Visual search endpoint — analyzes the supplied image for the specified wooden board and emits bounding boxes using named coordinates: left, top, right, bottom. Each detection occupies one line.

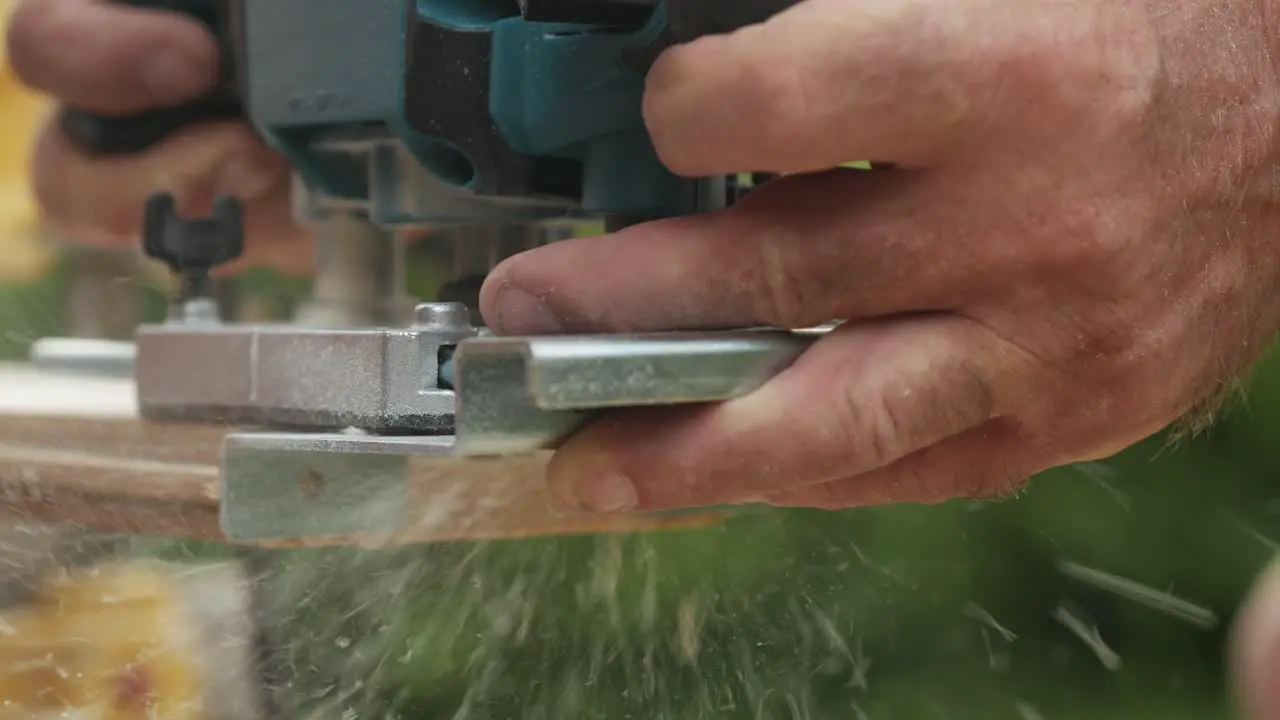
left=0, top=364, right=723, bottom=546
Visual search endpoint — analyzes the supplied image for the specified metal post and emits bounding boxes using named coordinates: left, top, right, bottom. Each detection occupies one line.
left=65, top=245, right=139, bottom=340
left=293, top=212, right=417, bottom=328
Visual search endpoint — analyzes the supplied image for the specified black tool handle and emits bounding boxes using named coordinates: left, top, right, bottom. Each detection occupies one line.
left=60, top=100, right=240, bottom=157
left=58, top=0, right=240, bottom=158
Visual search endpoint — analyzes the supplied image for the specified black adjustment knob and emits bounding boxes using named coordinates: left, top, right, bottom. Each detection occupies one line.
left=142, top=192, right=244, bottom=301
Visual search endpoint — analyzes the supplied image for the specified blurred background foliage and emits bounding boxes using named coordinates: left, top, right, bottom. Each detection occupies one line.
left=3, top=6, right=1278, bottom=716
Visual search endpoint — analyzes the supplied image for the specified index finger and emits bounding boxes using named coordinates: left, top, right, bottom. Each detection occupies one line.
left=6, top=0, right=218, bottom=114
left=642, top=0, right=973, bottom=175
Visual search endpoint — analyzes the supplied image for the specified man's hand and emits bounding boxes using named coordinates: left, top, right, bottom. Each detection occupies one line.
left=5, top=0, right=307, bottom=272
left=480, top=0, right=1280, bottom=514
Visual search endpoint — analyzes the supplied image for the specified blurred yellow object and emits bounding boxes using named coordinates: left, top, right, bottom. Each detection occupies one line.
left=0, top=0, right=58, bottom=281
left=0, top=562, right=207, bottom=720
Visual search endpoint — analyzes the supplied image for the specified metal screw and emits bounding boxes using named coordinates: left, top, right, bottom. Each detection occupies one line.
left=412, top=302, right=472, bottom=332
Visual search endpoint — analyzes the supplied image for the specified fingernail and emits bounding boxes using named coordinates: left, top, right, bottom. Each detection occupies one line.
left=144, top=48, right=212, bottom=102
left=495, top=286, right=563, bottom=334
left=572, top=473, right=638, bottom=514
left=215, top=156, right=279, bottom=199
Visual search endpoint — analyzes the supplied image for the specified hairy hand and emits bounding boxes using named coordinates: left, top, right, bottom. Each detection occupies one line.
left=480, top=0, right=1280, bottom=513
left=5, top=0, right=307, bottom=273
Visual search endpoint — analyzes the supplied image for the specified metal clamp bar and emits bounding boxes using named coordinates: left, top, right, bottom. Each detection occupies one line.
left=450, top=329, right=818, bottom=454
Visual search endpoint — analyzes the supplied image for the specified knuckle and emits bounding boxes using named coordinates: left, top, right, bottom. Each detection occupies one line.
left=1033, top=305, right=1153, bottom=403
left=866, top=392, right=906, bottom=469
left=828, top=343, right=997, bottom=471
left=744, top=225, right=820, bottom=328
left=830, top=374, right=905, bottom=470
left=978, top=15, right=1160, bottom=139
left=1032, top=210, right=1120, bottom=272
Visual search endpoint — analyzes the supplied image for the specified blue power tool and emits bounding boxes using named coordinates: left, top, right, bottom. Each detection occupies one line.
left=61, top=0, right=793, bottom=226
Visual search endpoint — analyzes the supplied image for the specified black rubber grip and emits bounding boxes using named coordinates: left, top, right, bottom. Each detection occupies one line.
left=60, top=100, right=240, bottom=157
left=58, top=0, right=240, bottom=158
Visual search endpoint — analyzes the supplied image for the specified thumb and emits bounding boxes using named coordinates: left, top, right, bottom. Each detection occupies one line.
left=1233, top=561, right=1280, bottom=720
left=542, top=315, right=1024, bottom=513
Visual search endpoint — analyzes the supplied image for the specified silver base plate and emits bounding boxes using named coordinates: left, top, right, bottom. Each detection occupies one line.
left=31, top=311, right=827, bottom=544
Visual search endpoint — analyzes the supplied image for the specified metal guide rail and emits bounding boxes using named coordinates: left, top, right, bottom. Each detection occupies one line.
left=32, top=304, right=826, bottom=543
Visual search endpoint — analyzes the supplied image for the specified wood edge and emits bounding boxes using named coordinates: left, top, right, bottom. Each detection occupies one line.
left=0, top=413, right=730, bottom=546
